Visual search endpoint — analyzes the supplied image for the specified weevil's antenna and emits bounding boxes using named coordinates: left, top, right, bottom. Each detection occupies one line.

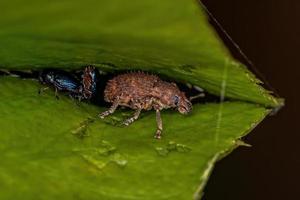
left=190, top=93, right=205, bottom=101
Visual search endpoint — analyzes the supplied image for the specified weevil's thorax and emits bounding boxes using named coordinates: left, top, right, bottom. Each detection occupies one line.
left=151, top=82, right=179, bottom=108
left=151, top=81, right=192, bottom=114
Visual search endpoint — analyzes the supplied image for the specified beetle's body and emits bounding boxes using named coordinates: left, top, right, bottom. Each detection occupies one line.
left=39, top=69, right=82, bottom=98
left=39, top=67, right=99, bottom=100
left=99, top=72, right=192, bottom=139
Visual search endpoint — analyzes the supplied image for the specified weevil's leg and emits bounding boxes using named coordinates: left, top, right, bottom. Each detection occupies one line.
left=38, top=87, right=49, bottom=95
left=55, top=88, right=60, bottom=100
left=98, top=98, right=119, bottom=119
left=122, top=108, right=142, bottom=126
left=155, top=109, right=163, bottom=139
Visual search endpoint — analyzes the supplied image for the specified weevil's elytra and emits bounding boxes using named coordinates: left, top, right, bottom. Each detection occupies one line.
left=99, top=72, right=192, bottom=139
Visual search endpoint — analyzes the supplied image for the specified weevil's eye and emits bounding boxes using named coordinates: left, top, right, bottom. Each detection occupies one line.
left=173, top=95, right=180, bottom=106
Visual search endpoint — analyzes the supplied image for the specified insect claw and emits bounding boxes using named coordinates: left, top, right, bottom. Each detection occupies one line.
left=98, top=113, right=105, bottom=119
left=123, top=122, right=130, bottom=126
left=122, top=118, right=132, bottom=126
left=38, top=87, right=48, bottom=95
left=154, top=135, right=161, bottom=139
left=154, top=130, right=162, bottom=139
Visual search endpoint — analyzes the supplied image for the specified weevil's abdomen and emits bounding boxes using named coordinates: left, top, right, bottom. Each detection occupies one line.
left=104, top=72, right=160, bottom=103
left=103, top=72, right=192, bottom=112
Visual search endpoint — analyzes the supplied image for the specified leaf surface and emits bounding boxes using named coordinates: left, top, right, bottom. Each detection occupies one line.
left=0, top=78, right=269, bottom=199
left=0, top=0, right=282, bottom=199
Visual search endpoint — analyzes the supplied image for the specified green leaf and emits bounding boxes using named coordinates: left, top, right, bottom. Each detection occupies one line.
left=0, top=77, right=269, bottom=199
left=0, top=0, right=282, bottom=199
left=0, top=0, right=281, bottom=107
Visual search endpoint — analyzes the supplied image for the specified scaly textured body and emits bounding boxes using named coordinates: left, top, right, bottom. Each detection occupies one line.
left=99, top=72, right=192, bottom=139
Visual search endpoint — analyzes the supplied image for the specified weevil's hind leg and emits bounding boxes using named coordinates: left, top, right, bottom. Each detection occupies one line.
left=155, top=109, right=163, bottom=139
left=122, top=108, right=142, bottom=126
left=38, top=87, right=49, bottom=95
left=98, top=98, right=119, bottom=119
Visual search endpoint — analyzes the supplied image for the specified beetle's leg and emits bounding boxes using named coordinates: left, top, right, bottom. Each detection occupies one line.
left=122, top=108, right=142, bottom=126
left=99, top=98, right=119, bottom=118
left=38, top=87, right=49, bottom=95
left=155, top=109, right=163, bottom=139
left=69, top=94, right=81, bottom=107
left=55, top=88, right=60, bottom=100
left=77, top=95, right=83, bottom=102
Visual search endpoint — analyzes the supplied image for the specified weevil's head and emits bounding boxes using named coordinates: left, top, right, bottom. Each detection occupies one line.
left=173, top=92, right=192, bottom=114
left=162, top=82, right=192, bottom=114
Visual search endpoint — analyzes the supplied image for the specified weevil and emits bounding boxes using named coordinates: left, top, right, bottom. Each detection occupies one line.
left=99, top=72, right=192, bottom=139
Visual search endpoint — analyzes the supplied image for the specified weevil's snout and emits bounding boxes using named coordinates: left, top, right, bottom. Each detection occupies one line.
left=178, top=99, right=192, bottom=114
left=174, top=92, right=192, bottom=114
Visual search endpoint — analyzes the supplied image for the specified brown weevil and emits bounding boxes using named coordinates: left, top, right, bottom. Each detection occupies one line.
left=99, top=72, right=192, bottom=139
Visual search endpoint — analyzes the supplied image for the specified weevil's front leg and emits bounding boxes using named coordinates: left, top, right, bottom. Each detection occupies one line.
left=155, top=109, right=163, bottom=139
left=99, top=98, right=119, bottom=119
left=123, top=108, right=142, bottom=126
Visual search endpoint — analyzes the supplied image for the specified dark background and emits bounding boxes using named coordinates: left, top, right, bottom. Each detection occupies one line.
left=200, top=0, right=299, bottom=200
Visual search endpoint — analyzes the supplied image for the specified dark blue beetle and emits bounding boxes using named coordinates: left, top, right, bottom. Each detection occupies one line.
left=39, top=69, right=83, bottom=99
left=38, top=67, right=99, bottom=100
